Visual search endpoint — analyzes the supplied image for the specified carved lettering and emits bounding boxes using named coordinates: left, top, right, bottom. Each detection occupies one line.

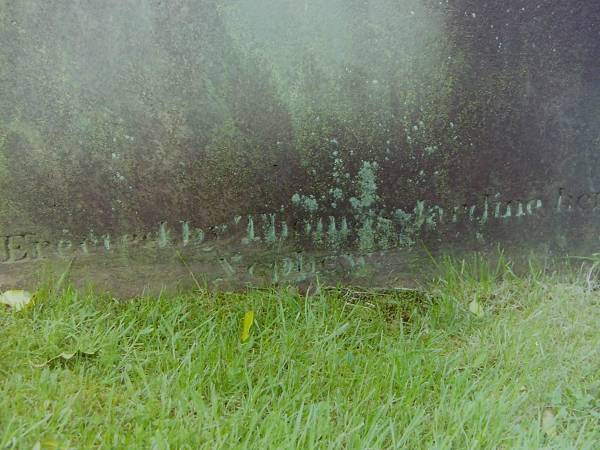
left=57, top=240, right=74, bottom=258
left=0, top=236, right=8, bottom=262
left=1, top=188, right=598, bottom=266
left=8, top=235, right=31, bottom=262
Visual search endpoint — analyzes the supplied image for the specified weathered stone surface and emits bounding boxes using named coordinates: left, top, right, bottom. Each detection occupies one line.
left=0, top=1, right=599, bottom=295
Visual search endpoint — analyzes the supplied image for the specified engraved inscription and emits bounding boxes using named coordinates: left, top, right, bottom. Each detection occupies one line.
left=1, top=188, right=598, bottom=266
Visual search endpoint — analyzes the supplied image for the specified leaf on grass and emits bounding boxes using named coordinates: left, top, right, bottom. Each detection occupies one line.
left=469, top=299, right=484, bottom=317
left=241, top=310, right=255, bottom=342
left=32, top=349, right=98, bottom=367
left=59, top=350, right=97, bottom=361
left=40, top=438, right=60, bottom=449
left=32, top=440, right=60, bottom=450
left=0, top=290, right=33, bottom=311
left=542, top=407, right=557, bottom=437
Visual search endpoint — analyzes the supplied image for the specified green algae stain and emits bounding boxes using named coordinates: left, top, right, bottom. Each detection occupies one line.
left=326, top=215, right=351, bottom=249
left=181, top=221, right=190, bottom=246
left=375, top=217, right=395, bottom=249
left=292, top=193, right=319, bottom=214
left=242, top=216, right=260, bottom=245
left=357, top=217, right=375, bottom=251
left=349, top=161, right=380, bottom=251
left=350, top=161, right=380, bottom=214
left=263, top=214, right=277, bottom=244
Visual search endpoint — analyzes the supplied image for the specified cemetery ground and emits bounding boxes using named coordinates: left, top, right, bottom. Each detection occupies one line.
left=1, top=256, right=600, bottom=449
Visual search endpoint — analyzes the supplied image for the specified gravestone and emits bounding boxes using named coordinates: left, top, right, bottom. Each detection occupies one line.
left=1, top=0, right=599, bottom=295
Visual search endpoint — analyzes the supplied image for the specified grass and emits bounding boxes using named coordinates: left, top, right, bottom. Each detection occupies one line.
left=1, top=255, right=600, bottom=449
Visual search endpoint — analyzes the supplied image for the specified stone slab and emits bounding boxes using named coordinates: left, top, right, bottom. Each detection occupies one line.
left=1, top=1, right=599, bottom=295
